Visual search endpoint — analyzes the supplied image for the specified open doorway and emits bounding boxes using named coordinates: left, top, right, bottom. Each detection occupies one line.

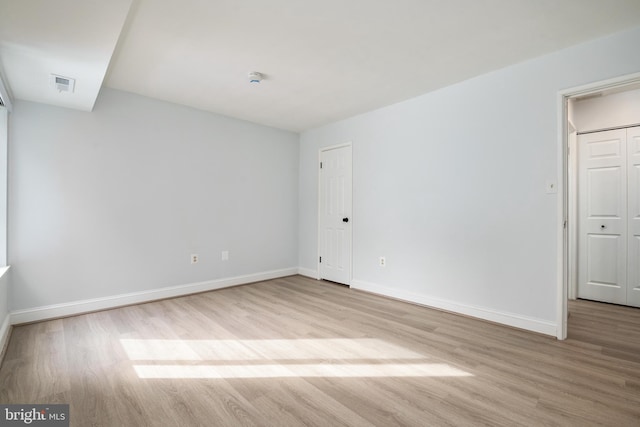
left=559, top=73, right=640, bottom=340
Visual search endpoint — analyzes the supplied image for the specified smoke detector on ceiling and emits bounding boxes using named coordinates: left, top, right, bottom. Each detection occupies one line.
left=51, top=74, right=75, bottom=93
left=248, top=72, right=263, bottom=84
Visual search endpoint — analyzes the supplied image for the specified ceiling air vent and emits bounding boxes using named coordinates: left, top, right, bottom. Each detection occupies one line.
left=51, top=74, right=75, bottom=93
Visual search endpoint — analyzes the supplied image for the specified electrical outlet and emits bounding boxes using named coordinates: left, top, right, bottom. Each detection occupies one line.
left=379, top=256, right=386, bottom=267
left=191, top=254, right=199, bottom=264
left=221, top=250, right=229, bottom=261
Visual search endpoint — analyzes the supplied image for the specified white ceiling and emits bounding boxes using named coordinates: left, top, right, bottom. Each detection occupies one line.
left=0, top=0, right=131, bottom=111
left=2, top=1, right=640, bottom=132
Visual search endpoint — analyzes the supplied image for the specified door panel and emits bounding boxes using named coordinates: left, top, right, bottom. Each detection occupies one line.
left=627, top=127, right=640, bottom=307
left=319, top=145, right=352, bottom=285
left=586, top=234, right=623, bottom=287
left=587, top=167, right=623, bottom=217
left=578, top=129, right=627, bottom=304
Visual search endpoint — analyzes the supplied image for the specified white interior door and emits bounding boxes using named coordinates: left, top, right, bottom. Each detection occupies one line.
left=319, top=145, right=352, bottom=285
left=627, top=126, right=640, bottom=307
left=578, top=129, right=627, bottom=305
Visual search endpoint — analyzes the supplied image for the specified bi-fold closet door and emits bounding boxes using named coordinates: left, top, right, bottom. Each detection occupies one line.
left=578, top=126, right=640, bottom=307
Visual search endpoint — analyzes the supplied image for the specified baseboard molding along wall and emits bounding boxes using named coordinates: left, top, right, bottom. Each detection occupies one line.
left=351, top=279, right=557, bottom=337
left=8, top=269, right=556, bottom=336
left=297, top=267, right=319, bottom=280
left=10, top=268, right=298, bottom=325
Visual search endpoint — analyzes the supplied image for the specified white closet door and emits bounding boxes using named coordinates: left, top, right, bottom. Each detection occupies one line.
left=627, top=126, right=640, bottom=307
left=578, top=129, right=627, bottom=304
left=319, top=145, right=352, bottom=285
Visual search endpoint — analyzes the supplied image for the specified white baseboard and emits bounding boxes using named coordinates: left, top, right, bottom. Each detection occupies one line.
left=351, top=279, right=557, bottom=337
left=0, top=314, right=11, bottom=363
left=297, top=267, right=319, bottom=280
left=10, top=268, right=298, bottom=325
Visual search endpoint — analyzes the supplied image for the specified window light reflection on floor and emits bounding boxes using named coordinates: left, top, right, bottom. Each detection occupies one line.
left=133, top=363, right=473, bottom=379
left=120, top=338, right=473, bottom=379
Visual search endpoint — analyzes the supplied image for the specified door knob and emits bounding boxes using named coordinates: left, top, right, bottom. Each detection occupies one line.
left=343, top=218, right=349, bottom=223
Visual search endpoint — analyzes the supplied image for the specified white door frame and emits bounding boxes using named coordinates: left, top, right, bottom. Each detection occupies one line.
left=317, top=142, right=353, bottom=285
left=557, top=72, right=640, bottom=340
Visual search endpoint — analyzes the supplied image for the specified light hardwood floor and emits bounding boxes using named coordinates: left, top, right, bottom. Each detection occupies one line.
left=1, top=275, right=639, bottom=426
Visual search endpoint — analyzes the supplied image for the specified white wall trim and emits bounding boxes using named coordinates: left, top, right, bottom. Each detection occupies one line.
left=10, top=268, right=298, bottom=325
left=297, top=267, right=319, bottom=279
left=0, top=265, right=10, bottom=365
left=0, top=314, right=10, bottom=363
left=351, top=279, right=557, bottom=337
left=557, top=91, right=569, bottom=340
left=0, top=76, right=12, bottom=112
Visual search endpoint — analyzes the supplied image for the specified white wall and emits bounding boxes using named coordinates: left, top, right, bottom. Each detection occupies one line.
left=299, top=26, right=640, bottom=335
left=0, top=108, right=8, bottom=355
left=0, top=107, right=6, bottom=266
left=572, top=88, right=640, bottom=132
left=9, top=88, right=299, bottom=311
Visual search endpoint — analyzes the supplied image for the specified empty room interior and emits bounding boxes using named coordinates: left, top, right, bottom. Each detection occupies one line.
left=1, top=1, right=640, bottom=425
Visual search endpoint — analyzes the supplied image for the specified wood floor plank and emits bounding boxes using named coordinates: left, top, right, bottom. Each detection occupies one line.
left=1, top=275, right=640, bottom=426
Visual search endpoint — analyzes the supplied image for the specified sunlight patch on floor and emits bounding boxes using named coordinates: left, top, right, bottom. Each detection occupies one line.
left=133, top=363, right=473, bottom=379
left=121, top=338, right=473, bottom=379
